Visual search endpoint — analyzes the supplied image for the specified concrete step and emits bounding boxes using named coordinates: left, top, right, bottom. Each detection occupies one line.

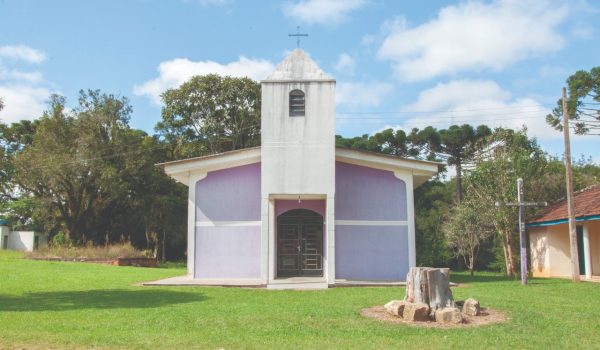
left=266, top=279, right=328, bottom=290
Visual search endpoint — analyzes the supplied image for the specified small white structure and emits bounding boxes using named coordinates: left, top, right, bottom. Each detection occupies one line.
left=0, top=220, right=46, bottom=252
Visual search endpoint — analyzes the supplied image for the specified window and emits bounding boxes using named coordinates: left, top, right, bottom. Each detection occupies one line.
left=289, top=90, right=305, bottom=117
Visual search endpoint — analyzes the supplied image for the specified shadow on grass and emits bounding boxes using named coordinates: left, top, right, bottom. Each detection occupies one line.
left=0, top=289, right=205, bottom=312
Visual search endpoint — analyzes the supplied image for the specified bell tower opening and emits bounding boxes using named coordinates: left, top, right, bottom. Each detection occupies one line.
left=289, top=89, right=305, bottom=117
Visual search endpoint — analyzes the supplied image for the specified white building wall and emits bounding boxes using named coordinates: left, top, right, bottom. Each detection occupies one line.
left=261, top=81, right=335, bottom=196
left=0, top=226, right=45, bottom=252
left=530, top=227, right=550, bottom=277
left=8, top=231, right=35, bottom=252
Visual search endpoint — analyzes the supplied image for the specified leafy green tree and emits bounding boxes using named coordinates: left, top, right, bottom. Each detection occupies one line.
left=444, top=197, right=495, bottom=276
left=371, top=128, right=419, bottom=157
left=410, top=124, right=492, bottom=203
left=414, top=180, right=454, bottom=267
left=335, top=134, right=382, bottom=153
left=11, top=91, right=186, bottom=251
left=463, top=128, right=556, bottom=275
left=0, top=120, right=37, bottom=222
left=335, top=128, right=419, bottom=157
left=547, top=67, right=600, bottom=135
left=0, top=120, right=38, bottom=207
left=156, top=74, right=261, bottom=158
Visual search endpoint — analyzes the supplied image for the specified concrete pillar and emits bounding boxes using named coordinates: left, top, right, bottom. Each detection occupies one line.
left=583, top=225, right=592, bottom=279
left=266, top=197, right=275, bottom=283
left=395, top=171, right=416, bottom=268
left=326, top=194, right=336, bottom=283
left=187, top=173, right=207, bottom=278
left=0, top=224, right=10, bottom=249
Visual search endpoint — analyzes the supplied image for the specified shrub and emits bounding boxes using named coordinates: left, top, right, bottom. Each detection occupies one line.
left=51, top=232, right=71, bottom=248
left=28, top=241, right=149, bottom=260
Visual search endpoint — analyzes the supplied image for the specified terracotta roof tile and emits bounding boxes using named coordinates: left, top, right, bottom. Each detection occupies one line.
left=529, top=184, right=600, bottom=223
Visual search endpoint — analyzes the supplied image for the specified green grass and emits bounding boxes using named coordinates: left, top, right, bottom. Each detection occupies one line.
left=1, top=251, right=599, bottom=350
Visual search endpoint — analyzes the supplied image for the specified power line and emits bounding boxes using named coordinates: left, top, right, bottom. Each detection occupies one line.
left=337, top=104, right=555, bottom=115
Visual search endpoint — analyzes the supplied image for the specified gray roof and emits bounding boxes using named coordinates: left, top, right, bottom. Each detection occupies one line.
left=264, top=49, right=333, bottom=82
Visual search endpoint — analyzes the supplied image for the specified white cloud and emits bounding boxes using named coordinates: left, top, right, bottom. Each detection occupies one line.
left=334, top=53, right=355, bottom=75
left=383, top=80, right=559, bottom=140
left=571, top=22, right=594, bottom=39
left=336, top=81, right=393, bottom=108
left=0, top=45, right=54, bottom=123
left=134, top=56, right=275, bottom=105
left=0, top=67, right=44, bottom=84
left=283, top=0, right=367, bottom=25
left=0, top=85, right=51, bottom=123
left=377, top=0, right=568, bottom=81
left=0, top=45, right=47, bottom=64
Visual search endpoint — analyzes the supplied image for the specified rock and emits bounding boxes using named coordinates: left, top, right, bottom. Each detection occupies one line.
left=384, top=300, right=406, bottom=317
left=435, top=307, right=463, bottom=324
left=402, top=302, right=430, bottom=322
left=462, top=298, right=481, bottom=316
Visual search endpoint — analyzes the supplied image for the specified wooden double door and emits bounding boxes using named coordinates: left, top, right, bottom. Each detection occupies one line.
left=277, top=209, right=324, bottom=277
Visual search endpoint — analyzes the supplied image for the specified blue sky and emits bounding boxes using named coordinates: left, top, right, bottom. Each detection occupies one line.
left=0, top=0, right=598, bottom=161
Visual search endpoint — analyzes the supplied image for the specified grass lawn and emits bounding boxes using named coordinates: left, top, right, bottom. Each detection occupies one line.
left=1, top=251, right=599, bottom=350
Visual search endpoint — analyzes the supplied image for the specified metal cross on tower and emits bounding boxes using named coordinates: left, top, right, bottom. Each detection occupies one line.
left=289, top=26, right=308, bottom=48
left=496, top=178, right=547, bottom=285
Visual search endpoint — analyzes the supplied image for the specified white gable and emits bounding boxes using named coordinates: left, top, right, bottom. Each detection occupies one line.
left=264, top=49, right=332, bottom=81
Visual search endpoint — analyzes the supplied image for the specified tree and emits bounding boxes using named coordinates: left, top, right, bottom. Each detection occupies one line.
left=156, top=74, right=261, bottom=158
left=335, top=128, right=419, bottom=157
left=414, top=179, right=454, bottom=267
left=10, top=91, right=186, bottom=249
left=13, top=92, right=129, bottom=241
left=463, top=128, right=552, bottom=276
left=444, top=198, right=495, bottom=276
left=547, top=67, right=600, bottom=135
left=0, top=120, right=38, bottom=206
left=371, top=128, right=419, bottom=157
left=335, top=134, right=381, bottom=152
left=410, top=124, right=492, bottom=203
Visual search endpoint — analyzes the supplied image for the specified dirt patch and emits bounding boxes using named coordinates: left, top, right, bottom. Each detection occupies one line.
left=29, top=257, right=157, bottom=267
left=361, top=306, right=508, bottom=329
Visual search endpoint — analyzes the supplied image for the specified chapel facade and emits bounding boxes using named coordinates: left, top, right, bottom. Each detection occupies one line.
left=159, top=49, right=439, bottom=289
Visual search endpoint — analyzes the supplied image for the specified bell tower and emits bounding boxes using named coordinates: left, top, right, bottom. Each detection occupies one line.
left=260, top=49, right=336, bottom=195
left=260, top=49, right=336, bottom=283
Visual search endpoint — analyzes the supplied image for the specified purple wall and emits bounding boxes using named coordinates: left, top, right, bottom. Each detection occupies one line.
left=195, top=226, right=261, bottom=279
left=275, top=199, right=326, bottom=217
left=335, top=226, right=409, bottom=280
left=194, top=163, right=261, bottom=279
left=335, top=161, right=410, bottom=281
left=196, top=163, right=261, bottom=222
left=335, top=162, right=407, bottom=221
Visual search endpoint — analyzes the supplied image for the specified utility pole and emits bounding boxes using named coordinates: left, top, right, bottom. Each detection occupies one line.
left=562, top=87, right=581, bottom=282
left=496, top=178, right=547, bottom=285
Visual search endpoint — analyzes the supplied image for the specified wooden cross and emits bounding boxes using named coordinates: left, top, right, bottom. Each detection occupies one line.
left=496, top=178, right=547, bottom=285
left=289, top=26, right=308, bottom=48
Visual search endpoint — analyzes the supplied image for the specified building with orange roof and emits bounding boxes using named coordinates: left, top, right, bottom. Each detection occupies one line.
left=527, top=184, right=600, bottom=280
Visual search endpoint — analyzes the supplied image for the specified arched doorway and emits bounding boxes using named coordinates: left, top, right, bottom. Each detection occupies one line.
left=277, top=209, right=323, bottom=277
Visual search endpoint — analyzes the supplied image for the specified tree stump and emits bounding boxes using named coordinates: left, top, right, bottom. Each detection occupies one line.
left=404, top=267, right=455, bottom=316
